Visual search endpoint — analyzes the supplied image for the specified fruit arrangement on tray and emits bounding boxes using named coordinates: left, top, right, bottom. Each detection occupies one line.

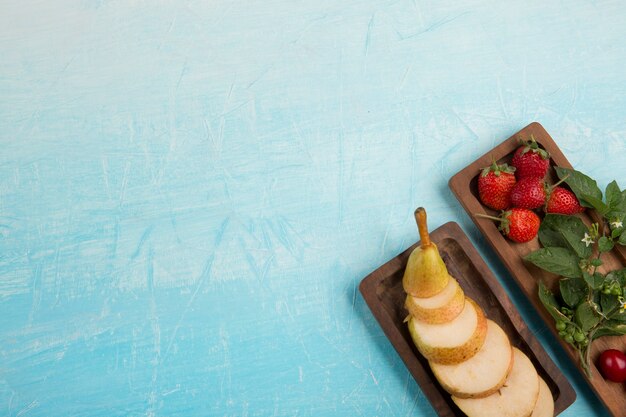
left=402, top=208, right=554, bottom=417
left=475, top=136, right=583, bottom=243
left=473, top=135, right=626, bottom=381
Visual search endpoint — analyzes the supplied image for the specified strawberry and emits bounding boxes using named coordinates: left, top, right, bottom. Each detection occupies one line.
left=511, top=135, right=550, bottom=179
left=510, top=177, right=547, bottom=209
left=478, top=160, right=516, bottom=210
left=546, top=186, right=584, bottom=215
left=476, top=208, right=540, bottom=243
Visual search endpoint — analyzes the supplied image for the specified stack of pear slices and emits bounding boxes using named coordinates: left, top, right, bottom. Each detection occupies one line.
left=403, top=208, right=554, bottom=417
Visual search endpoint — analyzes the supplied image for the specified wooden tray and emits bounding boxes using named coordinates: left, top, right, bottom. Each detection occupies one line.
left=359, top=221, right=575, bottom=416
left=449, top=122, right=626, bottom=417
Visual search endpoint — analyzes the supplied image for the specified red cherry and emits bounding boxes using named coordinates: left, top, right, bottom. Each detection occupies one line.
left=598, top=349, right=626, bottom=382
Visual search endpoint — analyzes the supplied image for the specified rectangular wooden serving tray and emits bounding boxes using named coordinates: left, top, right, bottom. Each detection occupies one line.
left=359, top=221, right=575, bottom=416
left=449, top=122, right=626, bottom=417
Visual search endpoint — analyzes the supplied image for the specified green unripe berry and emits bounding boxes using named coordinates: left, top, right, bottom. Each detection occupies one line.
left=558, top=330, right=567, bottom=337
left=603, top=288, right=612, bottom=295
left=574, top=331, right=585, bottom=342
left=612, top=287, right=621, bottom=296
left=564, top=334, right=574, bottom=344
left=555, top=321, right=567, bottom=331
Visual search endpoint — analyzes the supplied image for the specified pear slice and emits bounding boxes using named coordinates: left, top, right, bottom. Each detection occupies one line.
left=430, top=320, right=513, bottom=398
left=452, top=348, right=540, bottom=417
left=408, top=297, right=487, bottom=365
left=404, top=277, right=465, bottom=324
left=402, top=208, right=450, bottom=297
left=530, top=377, right=554, bottom=417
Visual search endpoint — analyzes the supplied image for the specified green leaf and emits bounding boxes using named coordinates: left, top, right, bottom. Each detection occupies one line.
left=606, top=211, right=626, bottom=226
left=560, top=277, right=588, bottom=307
left=606, top=180, right=623, bottom=209
left=612, top=228, right=623, bottom=239
left=611, top=310, right=626, bottom=322
left=601, top=292, right=620, bottom=315
left=619, top=232, right=626, bottom=246
left=609, top=269, right=626, bottom=287
left=524, top=247, right=582, bottom=278
left=583, top=271, right=604, bottom=290
left=538, top=214, right=592, bottom=258
left=590, top=258, right=603, bottom=267
left=620, top=190, right=626, bottom=212
left=555, top=167, right=602, bottom=209
left=575, top=301, right=602, bottom=332
left=598, top=236, right=615, bottom=253
left=594, top=320, right=626, bottom=338
left=538, top=281, right=570, bottom=323
left=581, top=193, right=609, bottom=215
left=537, top=227, right=568, bottom=249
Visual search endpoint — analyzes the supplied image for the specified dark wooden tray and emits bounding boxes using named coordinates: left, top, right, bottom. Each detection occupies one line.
left=449, top=122, right=626, bottom=417
left=359, top=221, right=575, bottom=416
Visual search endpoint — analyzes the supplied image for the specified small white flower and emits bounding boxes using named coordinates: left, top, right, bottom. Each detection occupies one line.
left=611, top=220, right=623, bottom=229
left=620, top=297, right=626, bottom=313
left=581, top=233, right=594, bottom=247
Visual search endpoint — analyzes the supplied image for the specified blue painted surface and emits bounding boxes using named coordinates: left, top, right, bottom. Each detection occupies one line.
left=1, top=1, right=626, bottom=416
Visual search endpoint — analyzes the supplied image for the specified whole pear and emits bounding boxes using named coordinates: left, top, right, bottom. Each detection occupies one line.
left=403, top=207, right=450, bottom=297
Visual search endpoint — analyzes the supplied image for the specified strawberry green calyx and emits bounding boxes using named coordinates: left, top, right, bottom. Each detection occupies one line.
left=520, top=135, right=550, bottom=160
left=498, top=210, right=512, bottom=234
left=480, top=159, right=516, bottom=178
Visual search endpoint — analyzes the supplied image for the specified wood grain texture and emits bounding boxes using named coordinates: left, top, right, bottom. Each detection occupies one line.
left=360, top=221, right=575, bottom=416
left=449, top=122, right=626, bottom=417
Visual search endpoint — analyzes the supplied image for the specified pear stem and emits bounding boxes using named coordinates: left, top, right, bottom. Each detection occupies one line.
left=414, top=207, right=431, bottom=248
left=475, top=213, right=503, bottom=223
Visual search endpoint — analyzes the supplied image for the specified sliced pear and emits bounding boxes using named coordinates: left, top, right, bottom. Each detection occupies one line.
left=405, top=277, right=465, bottom=324
left=530, top=377, right=554, bottom=417
left=452, top=348, right=540, bottom=417
left=402, top=208, right=450, bottom=298
left=408, top=297, right=487, bottom=365
left=430, top=320, right=513, bottom=398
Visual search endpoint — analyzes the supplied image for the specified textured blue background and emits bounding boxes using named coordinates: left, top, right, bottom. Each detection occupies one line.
left=2, top=1, right=626, bottom=416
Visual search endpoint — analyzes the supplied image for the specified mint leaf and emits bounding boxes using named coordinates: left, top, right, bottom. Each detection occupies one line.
left=601, top=292, right=620, bottom=315
left=583, top=271, right=604, bottom=290
left=582, top=193, right=609, bottom=215
left=555, top=167, right=602, bottom=208
left=560, top=277, right=588, bottom=307
left=620, top=190, right=626, bottom=212
left=538, top=281, right=570, bottom=322
left=575, top=301, right=602, bottom=332
left=525, top=247, right=583, bottom=278
left=539, top=214, right=592, bottom=258
left=606, top=211, right=625, bottom=226
left=594, top=320, right=626, bottom=338
left=608, top=269, right=626, bottom=287
left=606, top=180, right=623, bottom=209
left=538, top=227, right=568, bottom=249
left=598, top=236, right=615, bottom=253
left=611, top=310, right=626, bottom=322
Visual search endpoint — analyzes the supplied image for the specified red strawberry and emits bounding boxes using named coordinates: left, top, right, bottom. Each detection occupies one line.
left=478, top=161, right=516, bottom=210
left=511, top=136, right=550, bottom=179
left=546, top=186, right=584, bottom=214
left=476, top=208, right=540, bottom=243
left=510, top=177, right=547, bottom=209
